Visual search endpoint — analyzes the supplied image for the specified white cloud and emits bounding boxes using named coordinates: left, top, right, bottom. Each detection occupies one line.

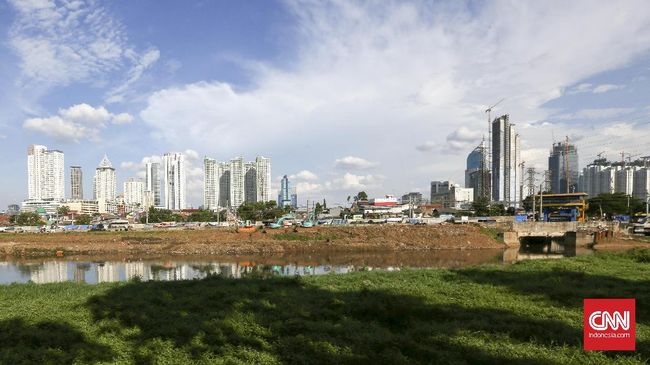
left=415, top=141, right=437, bottom=152
left=137, top=1, right=650, bottom=202
left=111, top=113, right=134, bottom=124
left=106, top=48, right=161, bottom=103
left=568, top=83, right=593, bottom=94
left=22, top=103, right=133, bottom=142
left=445, top=126, right=483, bottom=152
left=183, top=149, right=200, bottom=161
left=7, top=0, right=158, bottom=95
left=567, top=83, right=624, bottom=94
left=592, top=84, right=624, bottom=93
left=334, top=156, right=378, bottom=170
left=293, top=173, right=384, bottom=201
left=554, top=107, right=635, bottom=120
left=289, top=170, right=318, bottom=181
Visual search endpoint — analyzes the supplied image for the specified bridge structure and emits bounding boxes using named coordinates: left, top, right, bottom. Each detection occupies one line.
left=500, top=221, right=618, bottom=249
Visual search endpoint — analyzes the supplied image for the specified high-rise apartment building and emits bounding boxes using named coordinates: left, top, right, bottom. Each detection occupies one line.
left=548, top=141, right=579, bottom=193
left=163, top=153, right=186, bottom=210
left=70, top=166, right=83, bottom=200
left=145, top=162, right=161, bottom=207
left=579, top=163, right=604, bottom=197
left=244, top=161, right=257, bottom=203
left=491, top=115, right=521, bottom=207
left=93, top=155, right=116, bottom=202
left=254, top=156, right=272, bottom=202
left=203, top=157, right=218, bottom=210
left=204, top=155, right=272, bottom=209
left=124, top=178, right=145, bottom=206
left=27, top=144, right=65, bottom=201
left=615, top=166, right=637, bottom=196
left=598, top=166, right=618, bottom=195
left=218, top=161, right=231, bottom=208
left=633, top=167, right=650, bottom=200
left=229, top=157, right=245, bottom=209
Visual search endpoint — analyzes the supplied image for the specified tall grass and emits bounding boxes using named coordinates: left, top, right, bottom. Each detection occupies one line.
left=0, top=249, right=649, bottom=364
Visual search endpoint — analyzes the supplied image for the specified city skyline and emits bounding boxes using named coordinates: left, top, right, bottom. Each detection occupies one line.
left=1, top=1, right=650, bottom=208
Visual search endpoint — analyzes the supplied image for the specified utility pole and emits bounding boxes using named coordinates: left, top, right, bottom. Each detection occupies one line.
left=564, top=136, right=571, bottom=193
left=532, top=186, right=536, bottom=221
left=539, top=172, right=550, bottom=222
left=519, top=161, right=525, bottom=208
left=539, top=183, right=544, bottom=222
left=526, top=167, right=536, bottom=199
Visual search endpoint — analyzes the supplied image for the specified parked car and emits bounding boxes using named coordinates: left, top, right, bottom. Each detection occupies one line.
left=1, top=226, right=24, bottom=233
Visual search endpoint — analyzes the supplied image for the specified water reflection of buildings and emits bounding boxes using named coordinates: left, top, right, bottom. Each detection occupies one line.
left=30, top=261, right=68, bottom=283
left=151, top=263, right=190, bottom=281
left=97, top=262, right=120, bottom=283
left=125, top=262, right=151, bottom=281
left=5, top=259, right=387, bottom=285
left=74, top=264, right=91, bottom=283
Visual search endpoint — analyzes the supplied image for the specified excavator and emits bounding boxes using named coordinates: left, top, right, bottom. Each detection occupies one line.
left=269, top=214, right=296, bottom=229
left=301, top=209, right=317, bottom=228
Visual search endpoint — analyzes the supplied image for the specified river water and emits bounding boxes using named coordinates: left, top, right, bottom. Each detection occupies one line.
left=0, top=244, right=599, bottom=285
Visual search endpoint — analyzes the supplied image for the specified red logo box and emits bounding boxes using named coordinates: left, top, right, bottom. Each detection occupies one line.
left=584, top=298, right=635, bottom=351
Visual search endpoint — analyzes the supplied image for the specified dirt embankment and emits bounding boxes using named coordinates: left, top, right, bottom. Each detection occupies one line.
left=0, top=224, right=504, bottom=258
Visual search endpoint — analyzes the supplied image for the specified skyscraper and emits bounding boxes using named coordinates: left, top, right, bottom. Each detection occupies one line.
left=27, top=144, right=65, bottom=201
left=615, top=166, right=637, bottom=195
left=218, top=161, right=231, bottom=208
left=70, top=166, right=83, bottom=200
left=163, top=153, right=186, bottom=210
left=255, top=156, right=272, bottom=202
left=491, top=115, right=521, bottom=206
left=465, top=142, right=489, bottom=201
left=244, top=161, right=257, bottom=203
left=229, top=157, right=245, bottom=209
left=94, top=155, right=116, bottom=202
left=203, top=157, right=218, bottom=210
left=204, top=155, right=272, bottom=209
left=633, top=167, right=650, bottom=200
left=279, top=175, right=292, bottom=207
left=548, top=141, right=579, bottom=193
left=145, top=162, right=161, bottom=207
left=124, top=178, right=145, bottom=206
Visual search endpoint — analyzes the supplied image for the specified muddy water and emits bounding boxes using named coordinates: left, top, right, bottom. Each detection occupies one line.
left=0, top=245, right=603, bottom=284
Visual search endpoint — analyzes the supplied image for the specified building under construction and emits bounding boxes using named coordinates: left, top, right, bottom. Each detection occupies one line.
left=548, top=139, right=579, bottom=194
left=491, top=115, right=521, bottom=207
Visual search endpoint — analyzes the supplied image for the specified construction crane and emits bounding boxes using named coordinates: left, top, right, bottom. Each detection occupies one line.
left=641, top=156, right=650, bottom=168
left=626, top=153, right=641, bottom=164
left=485, top=98, right=505, bottom=125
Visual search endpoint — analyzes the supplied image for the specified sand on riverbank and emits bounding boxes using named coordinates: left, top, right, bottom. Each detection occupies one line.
left=0, top=224, right=504, bottom=257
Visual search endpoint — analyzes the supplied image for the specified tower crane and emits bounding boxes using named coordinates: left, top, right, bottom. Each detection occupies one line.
left=485, top=98, right=505, bottom=125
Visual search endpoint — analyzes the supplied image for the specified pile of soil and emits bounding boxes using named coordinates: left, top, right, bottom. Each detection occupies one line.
left=0, top=224, right=504, bottom=258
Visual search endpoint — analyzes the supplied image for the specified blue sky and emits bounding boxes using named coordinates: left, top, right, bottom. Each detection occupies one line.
left=1, top=0, right=650, bottom=209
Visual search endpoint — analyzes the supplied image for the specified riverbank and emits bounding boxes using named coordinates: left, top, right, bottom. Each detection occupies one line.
left=1, top=248, right=648, bottom=364
left=0, top=224, right=504, bottom=258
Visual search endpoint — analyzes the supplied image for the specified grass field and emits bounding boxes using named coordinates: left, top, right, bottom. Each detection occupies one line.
left=1, top=249, right=649, bottom=364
